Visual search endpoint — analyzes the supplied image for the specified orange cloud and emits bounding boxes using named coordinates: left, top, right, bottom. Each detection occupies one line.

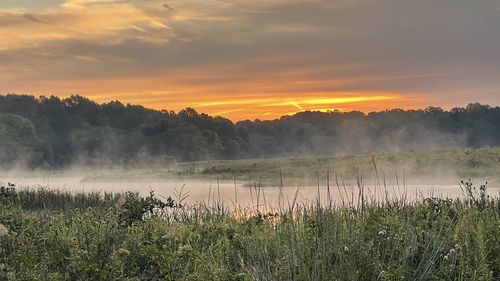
left=0, top=2, right=173, bottom=51
left=0, top=53, right=426, bottom=121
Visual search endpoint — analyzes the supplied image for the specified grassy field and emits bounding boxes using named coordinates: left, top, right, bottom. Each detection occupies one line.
left=67, top=148, right=500, bottom=188
left=0, top=181, right=498, bottom=280
left=174, top=148, right=500, bottom=184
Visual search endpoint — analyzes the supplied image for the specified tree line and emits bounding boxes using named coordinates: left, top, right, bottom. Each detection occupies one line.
left=1, top=94, right=499, bottom=168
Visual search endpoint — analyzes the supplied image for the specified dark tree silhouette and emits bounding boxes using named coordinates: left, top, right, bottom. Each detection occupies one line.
left=0, top=94, right=499, bottom=168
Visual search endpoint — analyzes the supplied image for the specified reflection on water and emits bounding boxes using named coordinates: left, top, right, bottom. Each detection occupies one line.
left=1, top=175, right=499, bottom=209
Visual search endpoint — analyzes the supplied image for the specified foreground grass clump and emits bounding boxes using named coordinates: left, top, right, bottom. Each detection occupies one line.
left=0, top=182, right=499, bottom=280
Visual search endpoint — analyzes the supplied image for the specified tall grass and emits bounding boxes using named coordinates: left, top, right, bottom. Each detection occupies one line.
left=0, top=183, right=120, bottom=211
left=0, top=180, right=498, bottom=280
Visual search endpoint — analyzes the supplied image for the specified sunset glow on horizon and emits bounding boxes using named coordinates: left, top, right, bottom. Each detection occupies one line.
left=1, top=0, right=499, bottom=121
left=60, top=92, right=411, bottom=121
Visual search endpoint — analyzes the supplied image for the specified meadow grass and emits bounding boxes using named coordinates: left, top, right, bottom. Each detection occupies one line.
left=176, top=148, right=500, bottom=184
left=73, top=148, right=500, bottom=187
left=0, top=179, right=498, bottom=281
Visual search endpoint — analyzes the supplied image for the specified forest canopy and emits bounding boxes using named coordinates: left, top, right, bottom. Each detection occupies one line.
left=1, top=94, right=500, bottom=168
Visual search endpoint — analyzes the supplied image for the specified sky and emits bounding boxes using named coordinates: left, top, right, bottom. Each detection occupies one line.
left=1, top=0, right=500, bottom=121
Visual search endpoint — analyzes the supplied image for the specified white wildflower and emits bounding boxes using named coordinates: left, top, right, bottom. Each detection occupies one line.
left=0, top=224, right=8, bottom=237
left=444, top=244, right=460, bottom=261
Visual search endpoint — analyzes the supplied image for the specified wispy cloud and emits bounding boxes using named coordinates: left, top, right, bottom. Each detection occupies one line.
left=61, top=0, right=124, bottom=8
left=0, top=1, right=174, bottom=51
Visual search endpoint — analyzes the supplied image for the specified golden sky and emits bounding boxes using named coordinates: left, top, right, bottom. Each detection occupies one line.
left=1, top=0, right=500, bottom=120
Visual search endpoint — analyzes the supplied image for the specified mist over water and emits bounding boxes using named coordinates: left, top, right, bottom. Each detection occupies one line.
left=2, top=169, right=498, bottom=209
